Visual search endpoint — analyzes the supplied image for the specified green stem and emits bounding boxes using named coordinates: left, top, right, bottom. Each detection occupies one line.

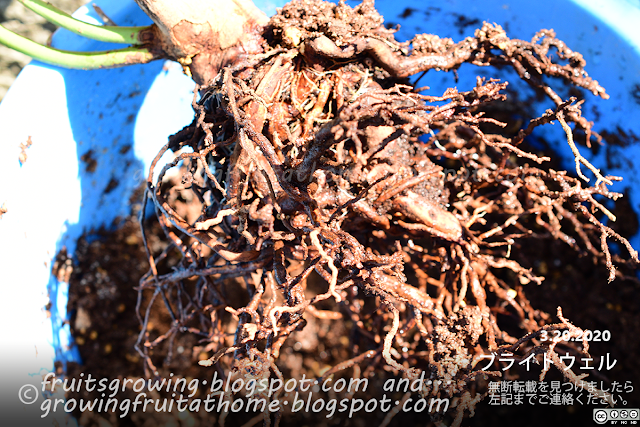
left=18, top=0, right=151, bottom=44
left=0, top=24, right=159, bottom=69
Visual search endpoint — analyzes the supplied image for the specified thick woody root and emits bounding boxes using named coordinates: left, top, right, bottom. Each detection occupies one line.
left=134, top=1, right=638, bottom=424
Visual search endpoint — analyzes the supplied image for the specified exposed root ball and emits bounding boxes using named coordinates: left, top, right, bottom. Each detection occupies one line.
left=136, top=1, right=638, bottom=424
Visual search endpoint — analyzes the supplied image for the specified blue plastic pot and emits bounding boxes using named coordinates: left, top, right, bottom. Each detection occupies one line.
left=1, top=0, right=639, bottom=424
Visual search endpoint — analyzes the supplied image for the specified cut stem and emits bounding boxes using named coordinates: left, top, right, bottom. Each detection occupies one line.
left=0, top=24, right=159, bottom=69
left=18, top=0, right=150, bottom=44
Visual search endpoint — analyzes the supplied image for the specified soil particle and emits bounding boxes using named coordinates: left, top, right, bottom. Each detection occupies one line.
left=103, top=177, right=119, bottom=194
left=119, top=144, right=132, bottom=155
left=399, top=7, right=415, bottom=19
left=452, top=14, right=481, bottom=35
left=80, top=149, right=98, bottom=173
left=632, top=83, right=640, bottom=105
left=601, top=126, right=640, bottom=148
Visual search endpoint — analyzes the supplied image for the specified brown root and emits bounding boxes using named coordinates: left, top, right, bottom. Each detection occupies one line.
left=133, top=0, right=638, bottom=423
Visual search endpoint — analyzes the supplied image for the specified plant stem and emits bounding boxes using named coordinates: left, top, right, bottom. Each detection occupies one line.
left=18, top=0, right=151, bottom=44
left=0, top=24, right=158, bottom=69
left=133, top=0, right=269, bottom=84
